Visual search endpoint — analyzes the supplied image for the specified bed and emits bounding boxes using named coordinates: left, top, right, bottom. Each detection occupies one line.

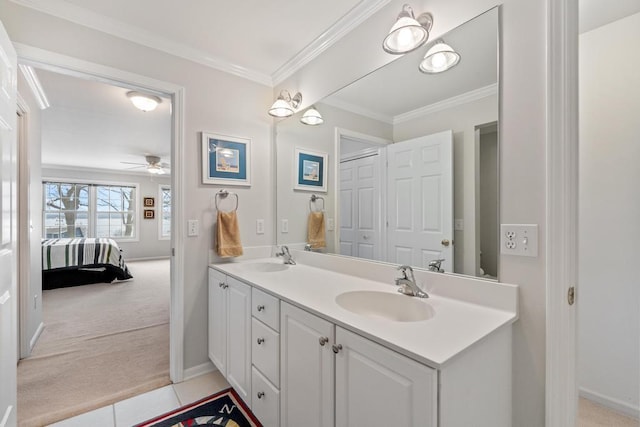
left=42, top=238, right=133, bottom=290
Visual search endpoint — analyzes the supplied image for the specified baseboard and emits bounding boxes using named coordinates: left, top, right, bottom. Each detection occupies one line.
left=29, top=322, right=44, bottom=351
left=182, top=361, right=217, bottom=382
left=580, top=387, right=640, bottom=420
left=127, top=256, right=171, bottom=262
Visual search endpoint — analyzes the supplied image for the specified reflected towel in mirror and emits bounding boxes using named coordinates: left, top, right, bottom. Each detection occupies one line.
left=216, top=211, right=243, bottom=257
left=307, top=211, right=326, bottom=249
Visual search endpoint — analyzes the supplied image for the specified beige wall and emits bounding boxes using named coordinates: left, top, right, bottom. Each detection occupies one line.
left=1, top=0, right=274, bottom=371
left=278, top=1, right=548, bottom=425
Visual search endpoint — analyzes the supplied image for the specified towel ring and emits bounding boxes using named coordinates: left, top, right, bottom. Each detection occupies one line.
left=309, top=194, right=325, bottom=212
left=215, top=190, right=239, bottom=212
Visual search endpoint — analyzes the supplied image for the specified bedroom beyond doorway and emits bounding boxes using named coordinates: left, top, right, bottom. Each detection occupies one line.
left=17, top=259, right=171, bottom=427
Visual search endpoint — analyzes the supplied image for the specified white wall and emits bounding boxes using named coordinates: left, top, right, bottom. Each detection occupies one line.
left=479, top=129, right=499, bottom=278
left=578, top=12, right=640, bottom=417
left=278, top=1, right=548, bottom=425
left=276, top=102, right=392, bottom=251
left=0, top=1, right=274, bottom=372
left=394, top=94, right=498, bottom=276
left=41, top=167, right=172, bottom=260
left=17, top=71, right=43, bottom=354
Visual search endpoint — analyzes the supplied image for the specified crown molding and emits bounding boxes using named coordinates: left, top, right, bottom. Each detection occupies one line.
left=10, top=0, right=273, bottom=86
left=321, top=97, right=393, bottom=124
left=271, top=0, right=393, bottom=86
left=393, top=83, right=498, bottom=124
left=42, top=163, right=172, bottom=179
left=18, top=64, right=50, bottom=109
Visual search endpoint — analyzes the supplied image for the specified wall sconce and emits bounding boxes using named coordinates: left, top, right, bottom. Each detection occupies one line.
left=382, top=4, right=433, bottom=55
left=268, top=89, right=302, bottom=118
left=419, top=40, right=461, bottom=74
left=127, top=91, right=161, bottom=112
left=300, top=106, right=324, bottom=126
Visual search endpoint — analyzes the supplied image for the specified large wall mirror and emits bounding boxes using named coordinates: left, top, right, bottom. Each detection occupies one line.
left=276, top=7, right=499, bottom=280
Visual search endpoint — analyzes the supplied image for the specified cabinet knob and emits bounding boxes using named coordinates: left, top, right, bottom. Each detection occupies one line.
left=319, top=336, right=329, bottom=346
left=332, top=344, right=343, bottom=354
left=257, top=304, right=265, bottom=312
left=218, top=282, right=225, bottom=288
left=257, top=391, right=265, bottom=399
left=257, top=337, right=265, bottom=345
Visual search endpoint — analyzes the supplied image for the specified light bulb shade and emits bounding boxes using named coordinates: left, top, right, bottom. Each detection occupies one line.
left=382, top=5, right=432, bottom=54
left=268, top=98, right=294, bottom=117
left=419, top=41, right=461, bottom=74
left=300, top=107, right=324, bottom=126
left=147, top=164, right=165, bottom=174
left=127, top=91, right=161, bottom=112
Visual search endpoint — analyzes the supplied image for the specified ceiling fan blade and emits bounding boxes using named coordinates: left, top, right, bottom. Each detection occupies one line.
left=120, top=161, right=147, bottom=166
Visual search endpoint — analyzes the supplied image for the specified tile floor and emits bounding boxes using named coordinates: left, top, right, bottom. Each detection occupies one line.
left=49, top=371, right=230, bottom=427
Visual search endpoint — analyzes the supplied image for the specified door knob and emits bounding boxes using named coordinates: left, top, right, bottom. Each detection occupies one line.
left=441, top=239, right=450, bottom=247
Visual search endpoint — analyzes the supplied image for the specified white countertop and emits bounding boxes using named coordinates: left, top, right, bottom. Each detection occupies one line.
left=210, top=256, right=518, bottom=369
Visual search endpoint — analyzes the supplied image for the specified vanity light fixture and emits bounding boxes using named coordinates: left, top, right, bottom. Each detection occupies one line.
left=419, top=40, right=461, bottom=74
left=127, top=91, right=162, bottom=112
left=382, top=4, right=433, bottom=55
left=300, top=106, right=324, bottom=126
left=268, top=89, right=302, bottom=118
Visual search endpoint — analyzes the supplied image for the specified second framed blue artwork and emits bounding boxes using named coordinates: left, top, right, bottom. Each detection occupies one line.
left=202, top=132, right=251, bottom=186
left=294, top=147, right=327, bottom=193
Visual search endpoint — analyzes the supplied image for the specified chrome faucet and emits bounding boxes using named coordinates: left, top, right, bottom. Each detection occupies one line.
left=276, top=245, right=296, bottom=265
left=428, top=259, right=445, bottom=273
left=395, top=265, right=429, bottom=298
left=304, top=243, right=312, bottom=251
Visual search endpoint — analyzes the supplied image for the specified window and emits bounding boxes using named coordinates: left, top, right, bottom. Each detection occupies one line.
left=160, top=185, right=171, bottom=239
left=43, top=181, right=138, bottom=240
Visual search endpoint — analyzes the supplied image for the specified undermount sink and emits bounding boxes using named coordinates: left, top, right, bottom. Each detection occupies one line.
left=335, top=290, right=435, bottom=322
left=242, top=262, right=289, bottom=273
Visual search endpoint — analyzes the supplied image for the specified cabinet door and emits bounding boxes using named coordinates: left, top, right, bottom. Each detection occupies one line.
left=281, top=302, right=334, bottom=427
left=208, top=269, right=227, bottom=375
left=227, top=276, right=252, bottom=405
left=335, top=327, right=437, bottom=427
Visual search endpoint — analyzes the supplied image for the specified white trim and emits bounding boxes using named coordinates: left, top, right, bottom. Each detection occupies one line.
left=272, top=0, right=393, bottom=85
left=18, top=64, right=49, bottom=109
left=127, top=256, right=170, bottom=262
left=182, top=361, right=217, bottom=382
left=340, top=147, right=380, bottom=163
left=321, top=98, right=393, bottom=124
left=546, top=0, right=579, bottom=426
left=158, top=184, right=171, bottom=241
left=393, top=84, right=498, bottom=124
left=17, top=94, right=31, bottom=358
left=0, top=406, right=13, bottom=427
left=335, top=128, right=392, bottom=146
left=579, top=388, right=640, bottom=420
left=29, top=322, right=44, bottom=351
left=42, top=163, right=172, bottom=178
left=10, top=0, right=272, bottom=86
left=15, top=44, right=186, bottom=383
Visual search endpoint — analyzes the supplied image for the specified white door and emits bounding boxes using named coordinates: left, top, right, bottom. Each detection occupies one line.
left=334, top=327, right=437, bottom=427
left=0, top=19, right=17, bottom=427
left=226, top=277, right=251, bottom=405
left=208, top=269, right=227, bottom=374
left=339, top=152, right=382, bottom=260
left=386, top=130, right=453, bottom=271
left=280, top=302, right=334, bottom=427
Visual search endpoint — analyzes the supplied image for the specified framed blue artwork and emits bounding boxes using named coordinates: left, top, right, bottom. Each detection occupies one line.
left=294, top=147, right=327, bottom=192
left=202, top=132, right=251, bottom=186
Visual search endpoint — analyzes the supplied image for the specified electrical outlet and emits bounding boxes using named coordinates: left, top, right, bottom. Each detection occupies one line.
left=501, top=224, right=538, bottom=257
left=187, top=220, right=199, bottom=237
left=256, top=219, right=265, bottom=234
left=281, top=219, right=289, bottom=233
left=327, top=218, right=334, bottom=231
left=454, top=219, right=464, bottom=231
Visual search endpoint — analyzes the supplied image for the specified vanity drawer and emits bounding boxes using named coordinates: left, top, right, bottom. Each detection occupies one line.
left=252, top=366, right=280, bottom=427
left=252, top=288, right=280, bottom=331
left=252, top=318, right=280, bottom=387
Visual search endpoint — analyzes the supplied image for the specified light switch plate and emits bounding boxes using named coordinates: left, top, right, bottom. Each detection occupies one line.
left=327, top=218, right=334, bottom=231
left=281, top=219, right=289, bottom=233
left=187, top=220, right=199, bottom=237
left=256, top=219, right=265, bottom=234
left=500, top=224, right=538, bottom=257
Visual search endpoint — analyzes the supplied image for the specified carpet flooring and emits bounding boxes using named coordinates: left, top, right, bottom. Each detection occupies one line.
left=17, top=259, right=171, bottom=427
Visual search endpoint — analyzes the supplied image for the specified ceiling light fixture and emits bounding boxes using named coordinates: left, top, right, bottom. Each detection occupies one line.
left=300, top=106, right=324, bottom=126
left=147, top=163, right=165, bottom=174
left=419, top=40, right=461, bottom=74
left=127, top=91, right=162, bottom=112
left=382, top=4, right=433, bottom=55
left=268, top=89, right=302, bottom=118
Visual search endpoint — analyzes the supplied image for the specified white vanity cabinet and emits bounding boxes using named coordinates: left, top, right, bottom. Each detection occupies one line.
left=280, top=302, right=436, bottom=427
left=207, top=269, right=252, bottom=405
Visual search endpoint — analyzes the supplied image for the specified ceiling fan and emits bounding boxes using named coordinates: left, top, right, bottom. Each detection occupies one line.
left=121, top=155, right=170, bottom=175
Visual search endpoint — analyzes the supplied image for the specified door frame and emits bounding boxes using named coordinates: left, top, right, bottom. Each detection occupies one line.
left=334, top=128, right=390, bottom=260
left=14, top=43, right=186, bottom=382
left=546, top=0, right=579, bottom=425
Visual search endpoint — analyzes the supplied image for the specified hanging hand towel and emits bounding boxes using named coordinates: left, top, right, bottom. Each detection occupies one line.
left=307, top=211, right=326, bottom=249
left=216, top=211, right=243, bottom=257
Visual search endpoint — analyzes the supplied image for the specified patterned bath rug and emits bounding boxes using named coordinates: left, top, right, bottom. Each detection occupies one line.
left=135, top=388, right=261, bottom=427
